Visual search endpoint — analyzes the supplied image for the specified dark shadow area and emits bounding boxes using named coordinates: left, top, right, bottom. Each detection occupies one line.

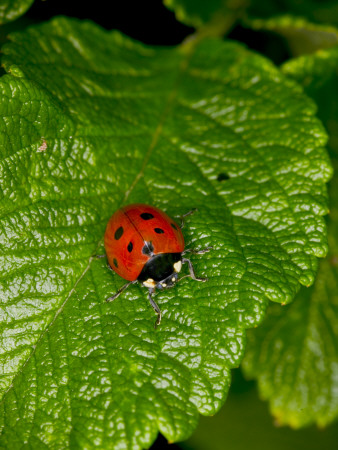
left=26, top=0, right=194, bottom=45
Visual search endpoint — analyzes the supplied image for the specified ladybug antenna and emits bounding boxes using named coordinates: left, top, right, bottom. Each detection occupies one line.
left=177, top=274, right=191, bottom=282
left=106, top=281, right=135, bottom=302
left=182, top=246, right=213, bottom=256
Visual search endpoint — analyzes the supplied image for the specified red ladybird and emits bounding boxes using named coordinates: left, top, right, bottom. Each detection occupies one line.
left=104, top=204, right=211, bottom=327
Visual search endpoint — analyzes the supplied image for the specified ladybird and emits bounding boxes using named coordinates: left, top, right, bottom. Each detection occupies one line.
left=104, top=204, right=211, bottom=327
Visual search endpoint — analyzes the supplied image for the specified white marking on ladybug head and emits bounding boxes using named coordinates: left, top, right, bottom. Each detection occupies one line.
left=173, top=261, right=182, bottom=273
left=143, top=278, right=156, bottom=288
left=172, top=277, right=176, bottom=282
left=161, top=283, right=167, bottom=287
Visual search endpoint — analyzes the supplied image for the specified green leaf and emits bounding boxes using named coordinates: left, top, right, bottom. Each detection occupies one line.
left=0, top=17, right=332, bottom=448
left=163, top=0, right=248, bottom=30
left=184, top=371, right=338, bottom=450
left=248, top=0, right=338, bottom=27
left=163, top=0, right=226, bottom=27
left=242, top=46, right=338, bottom=428
left=0, top=0, right=34, bottom=24
left=282, top=46, right=338, bottom=152
left=242, top=213, right=338, bottom=428
left=244, top=15, right=338, bottom=56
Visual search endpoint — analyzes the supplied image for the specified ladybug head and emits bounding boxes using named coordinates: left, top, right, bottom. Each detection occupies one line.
left=137, top=253, right=182, bottom=291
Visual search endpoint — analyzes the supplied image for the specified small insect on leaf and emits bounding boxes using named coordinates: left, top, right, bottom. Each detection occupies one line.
left=104, top=203, right=211, bottom=327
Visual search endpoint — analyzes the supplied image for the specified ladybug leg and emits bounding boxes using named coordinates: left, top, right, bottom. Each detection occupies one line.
left=179, top=208, right=197, bottom=228
left=182, top=257, right=208, bottom=282
left=182, top=246, right=213, bottom=255
left=148, top=290, right=162, bottom=328
left=92, top=254, right=114, bottom=271
left=106, top=281, right=136, bottom=302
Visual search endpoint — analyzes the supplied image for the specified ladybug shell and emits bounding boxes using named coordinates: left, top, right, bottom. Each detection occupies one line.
left=104, top=204, right=185, bottom=282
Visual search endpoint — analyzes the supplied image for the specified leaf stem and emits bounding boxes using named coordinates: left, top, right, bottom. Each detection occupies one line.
left=181, top=0, right=249, bottom=51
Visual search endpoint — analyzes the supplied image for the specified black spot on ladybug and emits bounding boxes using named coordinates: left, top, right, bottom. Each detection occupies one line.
left=140, top=212, right=154, bottom=220
left=142, top=241, right=154, bottom=256
left=171, top=223, right=178, bottom=231
left=127, top=241, right=133, bottom=252
left=217, top=173, right=230, bottom=181
left=113, top=258, right=118, bottom=268
left=114, top=226, right=124, bottom=240
left=154, top=228, right=164, bottom=234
